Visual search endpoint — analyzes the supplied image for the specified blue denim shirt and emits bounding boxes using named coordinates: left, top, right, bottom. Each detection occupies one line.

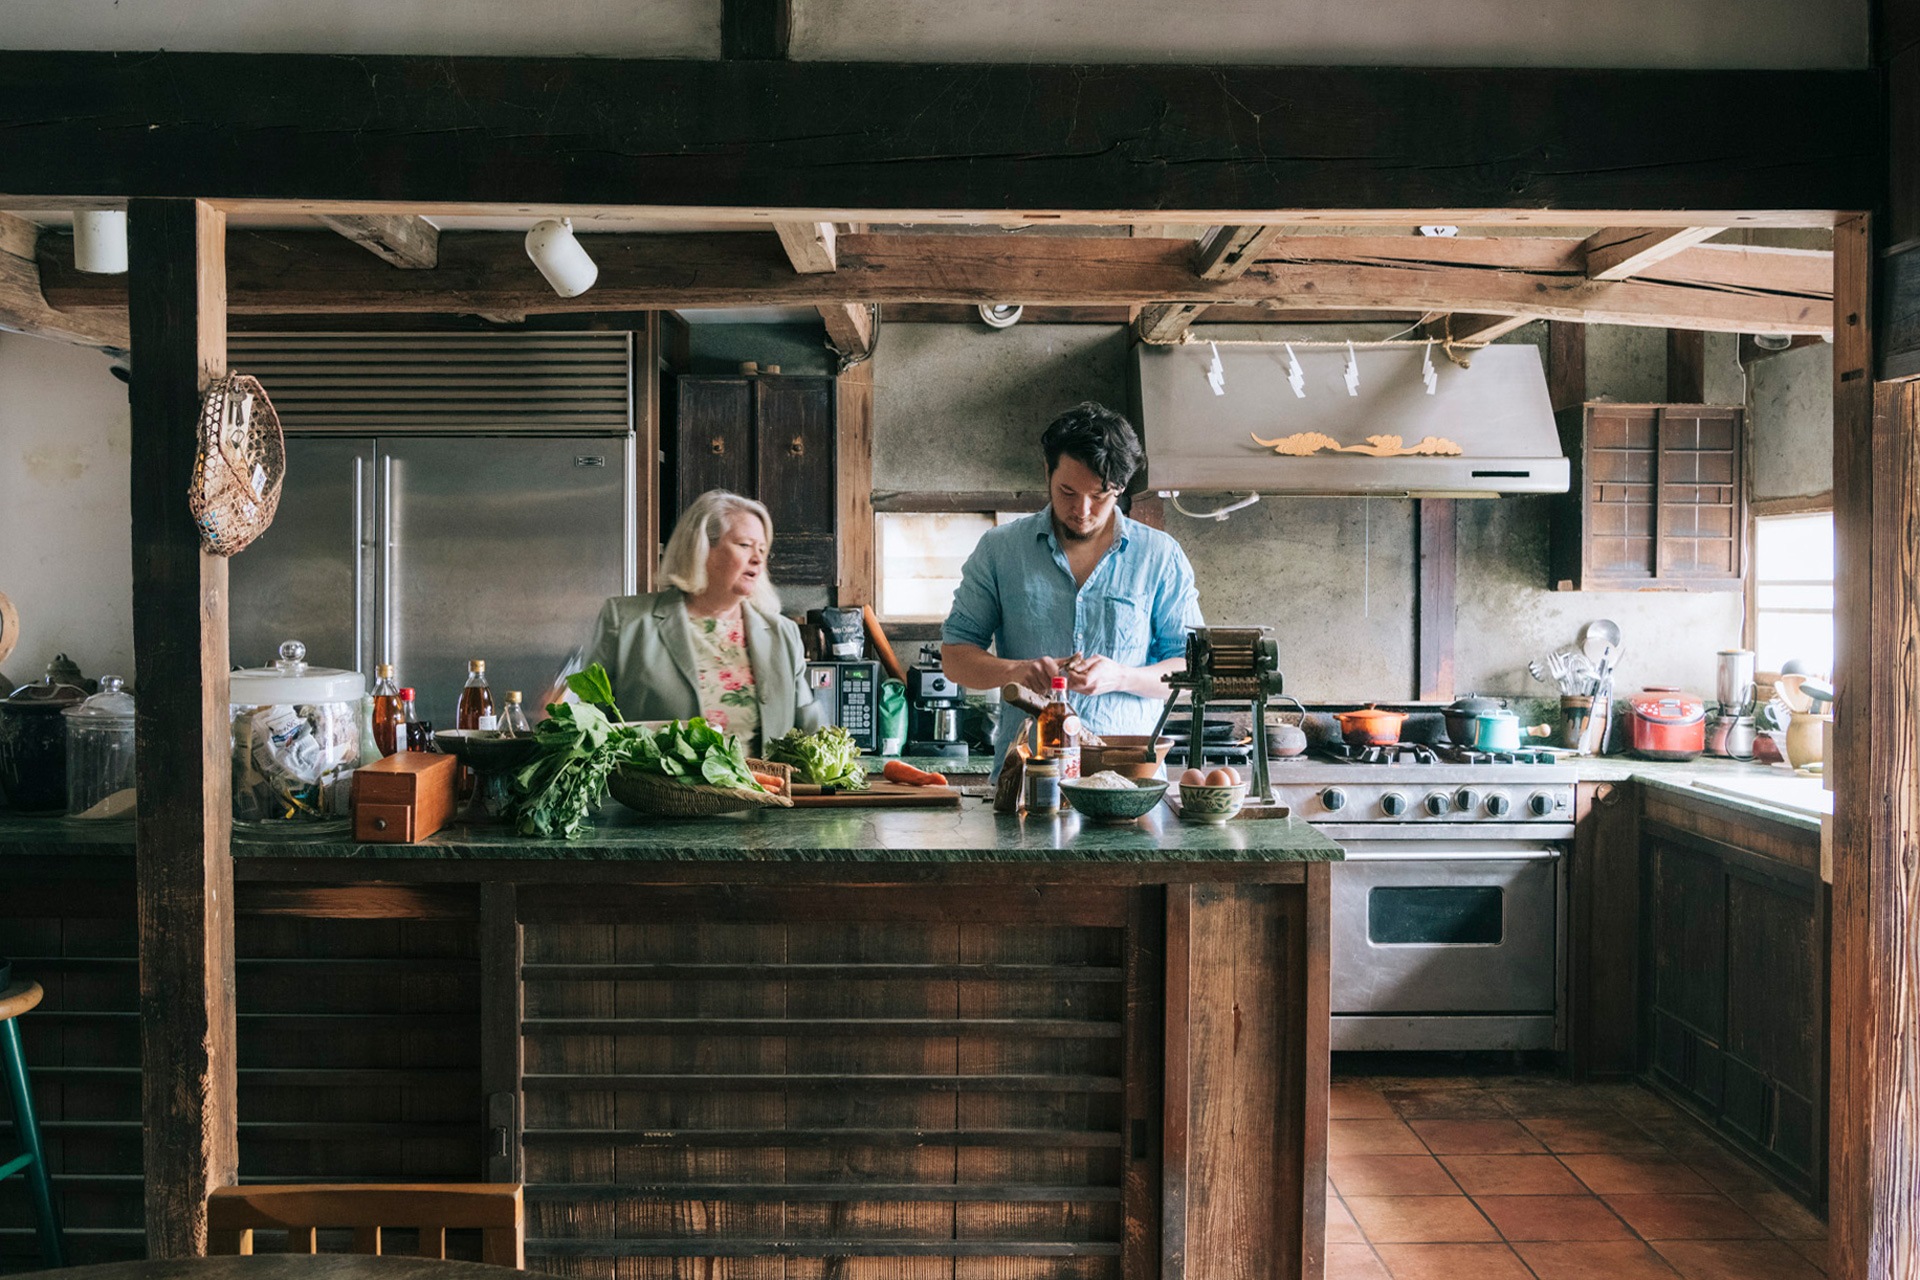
left=943, top=509, right=1204, bottom=772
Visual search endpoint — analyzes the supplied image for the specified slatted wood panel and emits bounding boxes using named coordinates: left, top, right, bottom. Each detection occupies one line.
left=1655, top=408, right=1741, bottom=580
left=516, top=885, right=1143, bottom=1280
left=1585, top=406, right=1659, bottom=580
left=0, top=874, right=483, bottom=1265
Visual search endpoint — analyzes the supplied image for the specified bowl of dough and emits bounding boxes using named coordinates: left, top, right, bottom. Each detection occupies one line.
left=1060, top=771, right=1170, bottom=825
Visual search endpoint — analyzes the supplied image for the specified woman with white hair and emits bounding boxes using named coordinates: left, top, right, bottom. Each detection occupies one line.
left=584, top=489, right=823, bottom=752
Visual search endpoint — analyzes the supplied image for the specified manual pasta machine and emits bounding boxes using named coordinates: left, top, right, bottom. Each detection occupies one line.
left=1152, top=626, right=1287, bottom=803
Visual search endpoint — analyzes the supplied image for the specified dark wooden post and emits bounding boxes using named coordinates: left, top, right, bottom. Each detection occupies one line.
left=128, top=198, right=236, bottom=1257
left=1828, top=211, right=1920, bottom=1280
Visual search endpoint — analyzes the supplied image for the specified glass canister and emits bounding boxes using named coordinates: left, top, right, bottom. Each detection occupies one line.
left=65, top=676, right=136, bottom=817
left=229, top=640, right=366, bottom=822
left=0, top=664, right=88, bottom=811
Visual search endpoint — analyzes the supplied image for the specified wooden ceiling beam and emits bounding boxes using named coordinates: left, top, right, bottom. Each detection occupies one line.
left=1417, top=313, right=1536, bottom=347
left=0, top=53, right=1876, bottom=216
left=36, top=231, right=1834, bottom=335
left=1583, top=226, right=1720, bottom=281
left=312, top=213, right=440, bottom=268
left=1136, top=224, right=1283, bottom=343
left=820, top=302, right=873, bottom=358
left=770, top=221, right=872, bottom=359
left=775, top=222, right=839, bottom=274
left=0, top=211, right=127, bottom=348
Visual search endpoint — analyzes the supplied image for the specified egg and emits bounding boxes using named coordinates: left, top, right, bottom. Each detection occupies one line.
left=1203, top=768, right=1236, bottom=787
left=1180, top=768, right=1209, bottom=787
left=1221, top=765, right=1242, bottom=785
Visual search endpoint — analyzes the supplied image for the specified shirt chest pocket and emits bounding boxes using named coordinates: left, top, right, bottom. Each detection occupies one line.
left=1090, top=595, right=1149, bottom=665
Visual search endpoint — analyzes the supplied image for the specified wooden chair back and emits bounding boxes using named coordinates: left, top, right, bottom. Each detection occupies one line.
left=207, top=1184, right=524, bottom=1268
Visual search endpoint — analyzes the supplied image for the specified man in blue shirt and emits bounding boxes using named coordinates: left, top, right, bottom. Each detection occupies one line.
left=941, top=402, right=1204, bottom=773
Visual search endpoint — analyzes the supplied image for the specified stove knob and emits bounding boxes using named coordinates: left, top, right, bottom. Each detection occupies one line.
left=1455, top=788, right=1481, bottom=813
left=1321, top=787, right=1348, bottom=812
left=1485, top=792, right=1511, bottom=818
left=1424, top=792, right=1452, bottom=816
left=1380, top=791, right=1408, bottom=817
left=1529, top=791, right=1557, bottom=817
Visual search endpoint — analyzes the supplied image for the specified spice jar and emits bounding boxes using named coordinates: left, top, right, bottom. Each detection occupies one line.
left=1024, top=757, right=1061, bottom=816
left=65, top=676, right=136, bottom=817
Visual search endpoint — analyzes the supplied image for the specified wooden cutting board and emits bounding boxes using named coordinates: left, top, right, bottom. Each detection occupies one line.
left=788, top=780, right=963, bottom=808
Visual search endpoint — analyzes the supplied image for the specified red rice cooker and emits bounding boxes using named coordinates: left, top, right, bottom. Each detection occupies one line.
left=1629, top=687, right=1706, bottom=761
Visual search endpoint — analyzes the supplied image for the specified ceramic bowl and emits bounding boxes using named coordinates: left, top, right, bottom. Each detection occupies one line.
left=1061, top=777, right=1169, bottom=825
left=1173, top=782, right=1248, bottom=824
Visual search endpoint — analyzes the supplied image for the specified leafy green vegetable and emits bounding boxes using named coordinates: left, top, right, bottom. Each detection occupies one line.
left=766, top=726, right=869, bottom=791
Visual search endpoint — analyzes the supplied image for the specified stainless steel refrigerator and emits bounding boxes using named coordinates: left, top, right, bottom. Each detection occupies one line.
left=228, top=333, right=636, bottom=727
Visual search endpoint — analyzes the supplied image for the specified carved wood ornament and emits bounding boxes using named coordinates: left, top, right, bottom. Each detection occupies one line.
left=1248, top=432, right=1464, bottom=457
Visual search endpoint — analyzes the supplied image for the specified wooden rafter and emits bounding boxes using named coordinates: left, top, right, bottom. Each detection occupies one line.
left=1583, top=226, right=1719, bottom=281
left=0, top=211, right=127, bottom=348
left=37, top=231, right=1834, bottom=336
left=774, top=222, right=838, bottom=273
left=313, top=213, right=440, bottom=268
left=1135, top=224, right=1280, bottom=344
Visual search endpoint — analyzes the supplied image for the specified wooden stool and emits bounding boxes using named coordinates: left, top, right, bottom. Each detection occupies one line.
left=0, top=980, right=66, bottom=1268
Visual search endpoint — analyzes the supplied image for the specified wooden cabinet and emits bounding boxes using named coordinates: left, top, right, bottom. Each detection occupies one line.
left=1639, top=791, right=1827, bottom=1204
left=670, top=374, right=837, bottom=587
left=1568, top=781, right=1641, bottom=1079
left=1551, top=403, right=1745, bottom=591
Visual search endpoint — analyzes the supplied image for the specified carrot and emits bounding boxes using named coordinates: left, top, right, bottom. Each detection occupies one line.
left=884, top=760, right=948, bottom=787
left=751, top=771, right=786, bottom=793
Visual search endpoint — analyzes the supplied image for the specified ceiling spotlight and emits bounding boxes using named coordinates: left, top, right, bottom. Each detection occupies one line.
left=1419, top=226, right=1459, bottom=238
left=525, top=218, right=598, bottom=298
left=978, top=303, right=1023, bottom=329
left=73, top=210, right=128, bottom=274
left=1750, top=333, right=1794, bottom=351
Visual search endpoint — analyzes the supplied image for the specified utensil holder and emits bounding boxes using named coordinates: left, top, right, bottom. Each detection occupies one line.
left=1559, top=695, right=1593, bottom=751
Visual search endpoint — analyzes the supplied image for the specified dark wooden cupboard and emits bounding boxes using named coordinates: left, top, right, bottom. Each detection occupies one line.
left=1552, top=403, right=1745, bottom=591
left=1639, top=790, right=1827, bottom=1205
left=669, top=374, right=837, bottom=587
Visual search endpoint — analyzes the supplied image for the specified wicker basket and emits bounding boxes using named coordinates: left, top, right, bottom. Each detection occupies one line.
left=190, top=373, right=285, bottom=556
left=608, top=758, right=793, bottom=818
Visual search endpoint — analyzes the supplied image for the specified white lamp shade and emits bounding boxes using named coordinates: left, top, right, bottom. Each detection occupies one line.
left=525, top=219, right=598, bottom=298
left=73, top=210, right=128, bottom=274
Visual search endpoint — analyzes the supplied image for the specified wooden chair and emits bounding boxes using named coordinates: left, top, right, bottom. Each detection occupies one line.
left=0, top=980, right=65, bottom=1268
left=207, top=1184, right=524, bottom=1268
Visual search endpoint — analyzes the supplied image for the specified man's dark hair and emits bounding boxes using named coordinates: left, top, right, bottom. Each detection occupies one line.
left=1041, top=402, right=1143, bottom=491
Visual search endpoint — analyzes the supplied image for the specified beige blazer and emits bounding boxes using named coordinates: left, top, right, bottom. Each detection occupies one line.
left=583, top=588, right=824, bottom=749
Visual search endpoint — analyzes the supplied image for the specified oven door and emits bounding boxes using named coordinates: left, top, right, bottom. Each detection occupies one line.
left=1331, top=840, right=1564, bottom=1051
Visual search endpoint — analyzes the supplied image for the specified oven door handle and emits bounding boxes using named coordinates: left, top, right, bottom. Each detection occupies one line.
left=1338, top=850, right=1563, bottom=862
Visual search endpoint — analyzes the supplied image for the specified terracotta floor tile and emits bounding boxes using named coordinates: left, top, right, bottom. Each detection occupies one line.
left=1326, top=1243, right=1392, bottom=1280
left=1520, top=1113, right=1664, bottom=1154
left=1732, top=1190, right=1828, bottom=1240
left=1382, top=1088, right=1511, bottom=1119
left=1653, top=1238, right=1826, bottom=1280
left=1588, top=1082, right=1682, bottom=1120
left=1515, top=1239, right=1684, bottom=1279
left=1476, top=1194, right=1634, bottom=1241
left=1345, top=1196, right=1498, bottom=1243
left=1329, top=1155, right=1461, bottom=1197
left=1785, top=1237, right=1829, bottom=1273
left=1332, top=1119, right=1428, bottom=1156
left=1438, top=1153, right=1586, bottom=1196
left=1682, top=1149, right=1778, bottom=1196
left=1491, top=1084, right=1618, bottom=1116
left=1605, top=1194, right=1770, bottom=1240
left=1332, top=1082, right=1402, bottom=1120
left=1327, top=1192, right=1366, bottom=1243
left=1371, top=1242, right=1533, bottom=1280
left=1561, top=1152, right=1714, bottom=1195
left=1408, top=1118, right=1545, bottom=1154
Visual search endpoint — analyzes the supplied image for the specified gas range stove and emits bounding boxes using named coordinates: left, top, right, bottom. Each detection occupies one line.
left=1267, top=745, right=1578, bottom=830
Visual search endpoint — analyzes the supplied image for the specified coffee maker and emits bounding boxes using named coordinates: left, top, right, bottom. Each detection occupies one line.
left=906, top=645, right=968, bottom=760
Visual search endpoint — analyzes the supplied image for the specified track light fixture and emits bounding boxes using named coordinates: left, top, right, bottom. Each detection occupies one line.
left=72, top=210, right=128, bottom=275
left=525, top=218, right=598, bottom=298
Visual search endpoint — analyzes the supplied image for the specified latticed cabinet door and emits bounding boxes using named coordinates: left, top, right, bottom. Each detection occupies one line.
left=1554, top=403, right=1745, bottom=591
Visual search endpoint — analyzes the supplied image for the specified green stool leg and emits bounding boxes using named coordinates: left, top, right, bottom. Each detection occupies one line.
left=1, top=1017, right=65, bottom=1268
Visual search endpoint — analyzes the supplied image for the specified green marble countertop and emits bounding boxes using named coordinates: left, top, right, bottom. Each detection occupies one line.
left=0, top=800, right=1343, bottom=864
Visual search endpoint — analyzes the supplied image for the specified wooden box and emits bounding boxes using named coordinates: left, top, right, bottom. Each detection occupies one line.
left=352, top=752, right=458, bottom=843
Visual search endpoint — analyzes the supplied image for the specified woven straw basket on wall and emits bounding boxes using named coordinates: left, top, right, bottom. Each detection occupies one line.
left=190, top=373, right=285, bottom=556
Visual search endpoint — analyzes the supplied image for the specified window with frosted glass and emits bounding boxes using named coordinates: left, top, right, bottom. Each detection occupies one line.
left=877, top=512, right=1026, bottom=622
left=1753, top=512, right=1834, bottom=677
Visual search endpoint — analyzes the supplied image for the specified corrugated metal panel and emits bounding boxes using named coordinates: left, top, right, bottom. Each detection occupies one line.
left=229, top=333, right=633, bottom=434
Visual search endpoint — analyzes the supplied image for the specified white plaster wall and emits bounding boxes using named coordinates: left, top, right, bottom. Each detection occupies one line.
left=1750, top=344, right=1833, bottom=501
left=0, top=334, right=133, bottom=691
left=792, top=0, right=1865, bottom=67
left=6, top=0, right=720, bottom=57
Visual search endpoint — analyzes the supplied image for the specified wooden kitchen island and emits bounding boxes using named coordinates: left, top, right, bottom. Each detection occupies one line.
left=2, top=806, right=1340, bottom=1280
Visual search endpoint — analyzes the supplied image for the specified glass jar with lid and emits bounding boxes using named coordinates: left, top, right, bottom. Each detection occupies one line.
left=229, top=640, right=365, bottom=821
left=65, top=675, right=136, bottom=818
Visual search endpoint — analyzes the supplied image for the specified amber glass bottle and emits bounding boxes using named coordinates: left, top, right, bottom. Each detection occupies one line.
left=1034, top=675, right=1082, bottom=780
left=370, top=663, right=402, bottom=756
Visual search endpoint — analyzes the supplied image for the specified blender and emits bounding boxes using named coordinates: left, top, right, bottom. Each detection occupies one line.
left=1706, top=648, right=1757, bottom=758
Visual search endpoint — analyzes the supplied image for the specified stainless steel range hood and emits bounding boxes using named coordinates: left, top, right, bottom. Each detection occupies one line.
left=1130, top=343, right=1570, bottom=497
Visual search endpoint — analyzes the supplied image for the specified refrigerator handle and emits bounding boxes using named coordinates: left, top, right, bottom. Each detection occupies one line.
left=351, top=454, right=366, bottom=675
left=382, top=453, right=396, bottom=667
